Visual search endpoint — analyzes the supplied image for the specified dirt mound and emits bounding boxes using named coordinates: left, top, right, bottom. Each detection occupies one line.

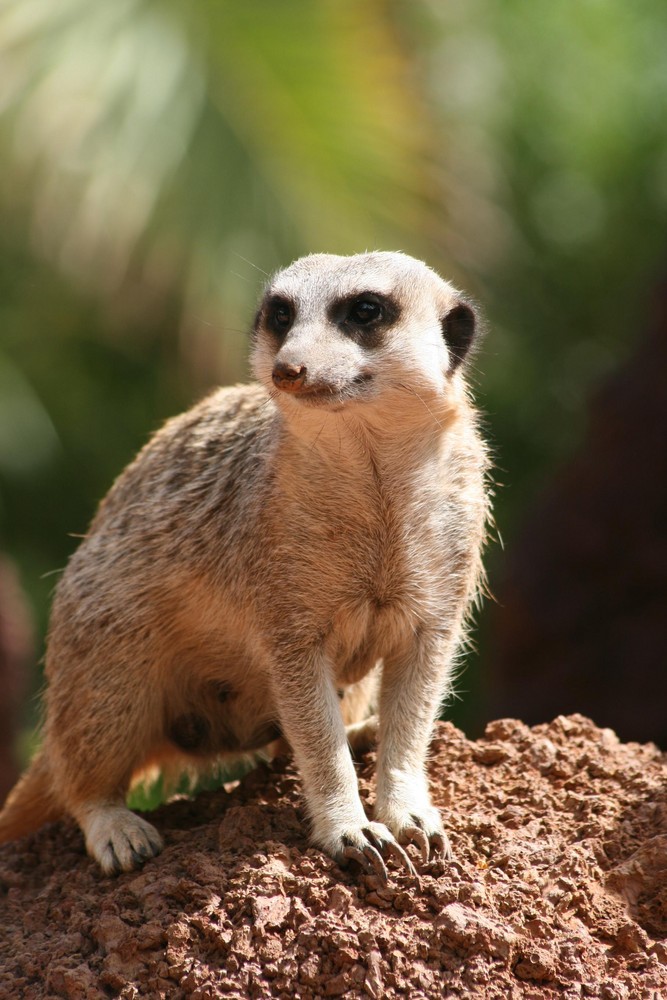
left=1, top=715, right=666, bottom=999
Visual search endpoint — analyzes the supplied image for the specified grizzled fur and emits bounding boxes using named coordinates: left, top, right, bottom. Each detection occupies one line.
left=0, top=252, right=489, bottom=878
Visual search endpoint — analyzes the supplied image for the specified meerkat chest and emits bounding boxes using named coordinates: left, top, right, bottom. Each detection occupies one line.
left=262, top=437, right=477, bottom=663
left=325, top=477, right=453, bottom=672
left=328, top=539, right=443, bottom=686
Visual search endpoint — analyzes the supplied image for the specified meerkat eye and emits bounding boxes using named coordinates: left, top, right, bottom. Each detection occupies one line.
left=329, top=291, right=399, bottom=343
left=267, top=298, right=294, bottom=336
left=348, top=297, right=383, bottom=325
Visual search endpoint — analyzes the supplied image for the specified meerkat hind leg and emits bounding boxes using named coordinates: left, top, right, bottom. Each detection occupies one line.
left=340, top=669, right=380, bottom=756
left=74, top=802, right=163, bottom=876
left=346, top=714, right=378, bottom=755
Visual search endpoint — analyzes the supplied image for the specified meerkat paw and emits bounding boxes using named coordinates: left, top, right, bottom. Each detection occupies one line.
left=319, top=819, right=418, bottom=884
left=79, top=804, right=163, bottom=875
left=376, top=791, right=452, bottom=863
left=397, top=808, right=451, bottom=864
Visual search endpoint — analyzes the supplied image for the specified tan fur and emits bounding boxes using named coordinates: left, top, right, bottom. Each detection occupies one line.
left=0, top=252, right=489, bottom=875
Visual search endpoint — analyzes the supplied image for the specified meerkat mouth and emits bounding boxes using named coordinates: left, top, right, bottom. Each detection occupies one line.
left=285, top=372, right=375, bottom=407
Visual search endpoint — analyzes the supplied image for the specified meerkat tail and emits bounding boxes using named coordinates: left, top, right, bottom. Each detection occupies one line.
left=0, top=750, right=62, bottom=843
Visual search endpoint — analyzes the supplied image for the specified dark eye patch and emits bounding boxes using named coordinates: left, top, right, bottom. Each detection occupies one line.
left=347, top=298, right=383, bottom=325
left=328, top=291, right=401, bottom=348
left=258, top=294, right=296, bottom=339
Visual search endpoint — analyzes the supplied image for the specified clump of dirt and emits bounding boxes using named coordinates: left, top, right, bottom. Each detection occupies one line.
left=1, top=715, right=666, bottom=999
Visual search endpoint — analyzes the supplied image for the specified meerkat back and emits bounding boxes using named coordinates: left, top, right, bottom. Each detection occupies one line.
left=0, top=251, right=489, bottom=881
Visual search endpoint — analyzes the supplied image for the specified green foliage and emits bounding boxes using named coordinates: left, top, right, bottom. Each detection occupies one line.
left=0, top=0, right=435, bottom=364
left=127, top=758, right=255, bottom=813
left=418, top=0, right=667, bottom=533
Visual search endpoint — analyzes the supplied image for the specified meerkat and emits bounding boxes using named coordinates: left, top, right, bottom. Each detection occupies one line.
left=0, top=252, right=489, bottom=881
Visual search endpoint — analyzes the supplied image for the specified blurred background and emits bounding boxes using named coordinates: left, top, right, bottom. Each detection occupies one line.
left=1, top=0, right=667, bottom=799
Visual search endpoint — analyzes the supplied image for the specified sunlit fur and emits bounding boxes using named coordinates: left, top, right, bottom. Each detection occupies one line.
left=0, top=252, right=490, bottom=874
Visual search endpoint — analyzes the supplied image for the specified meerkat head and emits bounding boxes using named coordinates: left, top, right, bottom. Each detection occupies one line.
left=251, top=251, right=479, bottom=417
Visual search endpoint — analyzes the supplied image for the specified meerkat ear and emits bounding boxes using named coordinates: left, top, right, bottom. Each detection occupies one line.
left=441, top=301, right=477, bottom=371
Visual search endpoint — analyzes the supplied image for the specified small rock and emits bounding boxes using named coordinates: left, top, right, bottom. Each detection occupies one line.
left=324, top=970, right=351, bottom=995
left=474, top=743, right=513, bottom=765
left=514, top=948, right=555, bottom=982
left=328, top=884, right=353, bottom=914
left=252, top=894, right=291, bottom=930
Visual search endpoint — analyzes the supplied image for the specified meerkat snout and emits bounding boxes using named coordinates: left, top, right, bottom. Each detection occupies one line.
left=272, top=361, right=307, bottom=392
left=0, top=249, right=490, bottom=884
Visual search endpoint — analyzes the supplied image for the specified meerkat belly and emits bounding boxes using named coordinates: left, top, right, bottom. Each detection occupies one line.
left=153, top=574, right=280, bottom=757
left=162, top=640, right=280, bottom=757
left=166, top=681, right=282, bottom=757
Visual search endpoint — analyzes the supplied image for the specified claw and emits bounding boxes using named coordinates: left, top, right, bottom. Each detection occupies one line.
left=362, top=826, right=420, bottom=885
left=404, top=823, right=430, bottom=864
left=341, top=842, right=389, bottom=885
left=430, top=830, right=452, bottom=860
left=336, top=819, right=430, bottom=885
left=361, top=827, right=383, bottom=853
left=383, top=837, right=420, bottom=882
left=130, top=847, right=146, bottom=867
left=106, top=841, right=122, bottom=876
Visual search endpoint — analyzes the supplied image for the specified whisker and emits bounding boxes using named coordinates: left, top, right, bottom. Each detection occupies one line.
left=231, top=253, right=270, bottom=277
left=310, top=416, right=329, bottom=454
left=257, top=389, right=280, bottom=415
left=396, top=381, right=446, bottom=431
left=41, top=567, right=65, bottom=580
left=341, top=415, right=368, bottom=459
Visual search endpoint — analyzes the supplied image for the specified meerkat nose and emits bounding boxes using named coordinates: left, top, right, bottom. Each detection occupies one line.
left=272, top=362, right=307, bottom=392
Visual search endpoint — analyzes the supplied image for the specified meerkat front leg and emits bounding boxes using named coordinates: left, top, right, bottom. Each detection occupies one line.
left=374, top=633, right=457, bottom=862
left=270, top=647, right=415, bottom=882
